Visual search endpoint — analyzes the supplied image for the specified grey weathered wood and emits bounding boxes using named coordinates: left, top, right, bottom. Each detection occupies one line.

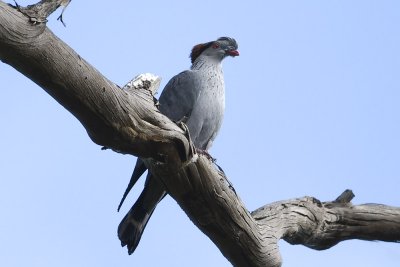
left=0, top=1, right=189, bottom=161
left=252, top=193, right=400, bottom=251
left=0, top=1, right=399, bottom=266
left=14, top=0, right=70, bottom=24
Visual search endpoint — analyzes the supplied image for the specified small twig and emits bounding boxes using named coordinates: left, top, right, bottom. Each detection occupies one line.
left=14, top=0, right=71, bottom=26
left=12, top=0, right=20, bottom=9
left=57, top=0, right=71, bottom=27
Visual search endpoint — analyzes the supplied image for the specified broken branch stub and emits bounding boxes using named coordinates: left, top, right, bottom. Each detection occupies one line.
left=14, top=0, right=71, bottom=25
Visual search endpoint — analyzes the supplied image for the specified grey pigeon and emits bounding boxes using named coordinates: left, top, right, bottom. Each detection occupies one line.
left=117, top=37, right=239, bottom=255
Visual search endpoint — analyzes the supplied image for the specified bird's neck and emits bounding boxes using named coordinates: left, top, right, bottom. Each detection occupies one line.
left=191, top=55, right=223, bottom=71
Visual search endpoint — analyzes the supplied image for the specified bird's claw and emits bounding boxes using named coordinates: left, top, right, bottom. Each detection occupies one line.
left=177, top=121, right=196, bottom=158
left=195, top=148, right=216, bottom=162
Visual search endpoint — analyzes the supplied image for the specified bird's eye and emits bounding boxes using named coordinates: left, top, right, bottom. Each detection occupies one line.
left=212, top=43, right=220, bottom=49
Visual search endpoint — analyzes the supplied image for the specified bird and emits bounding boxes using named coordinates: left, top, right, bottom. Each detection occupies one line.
left=117, top=37, right=239, bottom=255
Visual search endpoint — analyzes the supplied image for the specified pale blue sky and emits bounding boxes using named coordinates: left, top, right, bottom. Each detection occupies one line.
left=1, top=1, right=399, bottom=266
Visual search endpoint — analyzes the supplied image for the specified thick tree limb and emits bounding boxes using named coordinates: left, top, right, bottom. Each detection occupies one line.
left=0, top=1, right=189, bottom=162
left=252, top=192, right=400, bottom=252
left=1, top=1, right=399, bottom=266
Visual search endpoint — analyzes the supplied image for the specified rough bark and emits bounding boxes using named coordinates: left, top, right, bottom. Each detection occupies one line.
left=252, top=194, right=400, bottom=251
left=0, top=2, right=399, bottom=266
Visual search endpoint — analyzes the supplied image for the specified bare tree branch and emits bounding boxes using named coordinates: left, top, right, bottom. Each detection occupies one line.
left=252, top=191, right=400, bottom=252
left=1, top=2, right=269, bottom=265
left=0, top=1, right=189, bottom=161
left=0, top=1, right=399, bottom=266
left=12, top=0, right=70, bottom=25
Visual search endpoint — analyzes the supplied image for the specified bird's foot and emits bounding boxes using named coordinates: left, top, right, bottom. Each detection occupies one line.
left=177, top=121, right=196, bottom=158
left=175, top=116, right=188, bottom=124
left=195, top=149, right=231, bottom=191
left=196, top=148, right=216, bottom=162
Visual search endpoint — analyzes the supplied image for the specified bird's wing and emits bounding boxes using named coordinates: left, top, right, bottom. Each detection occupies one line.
left=158, top=70, right=200, bottom=122
left=117, top=71, right=198, bottom=211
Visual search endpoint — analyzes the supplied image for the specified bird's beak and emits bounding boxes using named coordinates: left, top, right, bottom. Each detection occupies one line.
left=227, top=49, right=239, bottom=57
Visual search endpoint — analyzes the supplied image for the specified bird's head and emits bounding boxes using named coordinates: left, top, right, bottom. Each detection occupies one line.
left=190, top=37, right=239, bottom=64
